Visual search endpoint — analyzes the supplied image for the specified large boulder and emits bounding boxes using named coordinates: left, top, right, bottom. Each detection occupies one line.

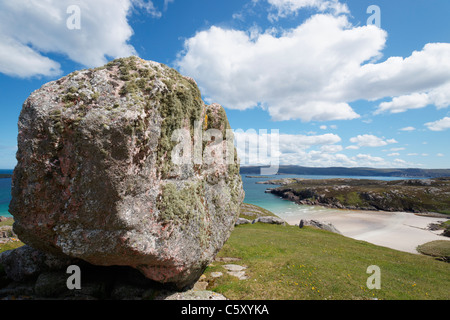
left=9, top=56, right=244, bottom=289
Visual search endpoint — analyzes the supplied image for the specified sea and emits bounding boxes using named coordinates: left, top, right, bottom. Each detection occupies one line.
left=0, top=170, right=426, bottom=219
left=240, top=174, right=424, bottom=223
left=0, top=169, right=13, bottom=217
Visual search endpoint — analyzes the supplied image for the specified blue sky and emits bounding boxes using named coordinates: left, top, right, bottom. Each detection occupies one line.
left=0, top=0, right=449, bottom=169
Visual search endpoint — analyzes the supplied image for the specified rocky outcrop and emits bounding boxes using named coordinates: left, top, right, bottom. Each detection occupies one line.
left=298, top=220, right=341, bottom=234
left=252, top=216, right=287, bottom=226
left=9, top=56, right=244, bottom=289
left=0, top=245, right=226, bottom=300
left=267, top=178, right=450, bottom=215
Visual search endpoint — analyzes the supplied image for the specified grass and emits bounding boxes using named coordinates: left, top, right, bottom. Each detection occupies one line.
left=203, top=223, right=450, bottom=300
left=0, top=240, right=24, bottom=255
left=417, top=241, right=450, bottom=262
left=0, top=219, right=13, bottom=227
left=2, top=211, right=449, bottom=300
left=239, top=203, right=278, bottom=221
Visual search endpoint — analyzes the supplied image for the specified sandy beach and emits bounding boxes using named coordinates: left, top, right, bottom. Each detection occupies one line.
left=282, top=209, right=449, bottom=254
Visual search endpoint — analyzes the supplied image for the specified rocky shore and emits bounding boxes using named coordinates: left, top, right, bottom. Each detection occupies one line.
left=264, top=177, right=450, bottom=218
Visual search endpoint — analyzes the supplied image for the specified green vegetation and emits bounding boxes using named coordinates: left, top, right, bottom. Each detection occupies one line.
left=417, top=241, right=450, bottom=262
left=203, top=223, right=450, bottom=300
left=269, top=178, right=450, bottom=215
left=0, top=241, right=24, bottom=255
left=239, top=203, right=278, bottom=221
left=0, top=219, right=13, bottom=227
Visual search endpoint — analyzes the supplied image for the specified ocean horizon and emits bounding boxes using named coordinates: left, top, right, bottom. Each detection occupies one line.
left=0, top=171, right=427, bottom=218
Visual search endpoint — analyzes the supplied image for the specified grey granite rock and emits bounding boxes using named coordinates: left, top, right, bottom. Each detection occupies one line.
left=9, top=56, right=244, bottom=289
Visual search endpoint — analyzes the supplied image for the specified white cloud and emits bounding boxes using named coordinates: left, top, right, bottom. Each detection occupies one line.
left=390, top=147, right=405, bottom=151
left=233, top=130, right=415, bottom=168
left=234, top=130, right=344, bottom=166
left=320, top=145, right=343, bottom=153
left=375, top=82, right=450, bottom=114
left=393, top=159, right=407, bottom=166
left=177, top=14, right=384, bottom=122
left=407, top=153, right=418, bottom=156
left=266, top=0, right=349, bottom=21
left=177, top=10, right=450, bottom=123
left=399, top=126, right=416, bottom=132
left=319, top=125, right=327, bottom=130
left=425, top=117, right=450, bottom=131
left=349, top=134, right=398, bottom=148
left=0, top=0, right=162, bottom=78
left=437, top=153, right=444, bottom=157
left=387, top=153, right=400, bottom=157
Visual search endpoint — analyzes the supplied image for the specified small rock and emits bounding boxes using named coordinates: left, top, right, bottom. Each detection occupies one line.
left=252, top=216, right=287, bottom=225
left=161, top=290, right=227, bottom=300
left=210, top=272, right=223, bottom=278
left=302, top=219, right=341, bottom=234
left=214, top=257, right=241, bottom=263
left=193, top=281, right=209, bottom=291
left=222, top=264, right=247, bottom=272
left=299, top=220, right=304, bottom=228
left=235, top=218, right=252, bottom=226
left=228, top=271, right=248, bottom=280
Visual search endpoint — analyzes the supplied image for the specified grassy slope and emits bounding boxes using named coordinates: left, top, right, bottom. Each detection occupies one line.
left=205, top=223, right=450, bottom=300
left=2, top=206, right=449, bottom=300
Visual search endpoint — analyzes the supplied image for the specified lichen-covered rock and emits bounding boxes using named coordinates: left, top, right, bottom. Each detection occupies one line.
left=10, top=56, right=244, bottom=289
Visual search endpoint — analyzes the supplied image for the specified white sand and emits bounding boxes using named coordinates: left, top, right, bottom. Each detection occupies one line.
left=283, top=209, right=449, bottom=254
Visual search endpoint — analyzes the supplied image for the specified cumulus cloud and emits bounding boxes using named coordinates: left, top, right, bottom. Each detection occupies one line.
left=425, top=117, right=450, bottom=131
left=177, top=14, right=385, bottom=122
left=233, top=130, right=412, bottom=168
left=234, top=130, right=343, bottom=166
left=399, top=127, right=416, bottom=132
left=0, top=0, right=162, bottom=78
left=177, top=8, right=450, bottom=123
left=348, top=134, right=397, bottom=149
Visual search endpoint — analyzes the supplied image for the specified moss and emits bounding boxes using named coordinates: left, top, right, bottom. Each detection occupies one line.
left=68, top=86, right=78, bottom=94
left=119, top=82, right=139, bottom=96
left=155, top=72, right=203, bottom=178
left=157, top=182, right=210, bottom=245
left=62, top=93, right=76, bottom=104
left=91, top=91, right=100, bottom=101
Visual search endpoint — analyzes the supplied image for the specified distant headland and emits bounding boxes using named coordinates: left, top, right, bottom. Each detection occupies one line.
left=240, top=165, right=450, bottom=178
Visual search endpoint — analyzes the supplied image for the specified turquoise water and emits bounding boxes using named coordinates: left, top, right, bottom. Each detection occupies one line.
left=240, top=174, right=427, bottom=222
left=0, top=172, right=427, bottom=219
left=0, top=170, right=13, bottom=217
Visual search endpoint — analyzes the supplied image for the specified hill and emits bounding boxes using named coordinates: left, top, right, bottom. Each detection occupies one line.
left=240, top=165, right=450, bottom=178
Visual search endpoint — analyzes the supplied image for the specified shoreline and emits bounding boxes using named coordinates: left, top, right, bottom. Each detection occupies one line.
left=279, top=207, right=448, bottom=254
